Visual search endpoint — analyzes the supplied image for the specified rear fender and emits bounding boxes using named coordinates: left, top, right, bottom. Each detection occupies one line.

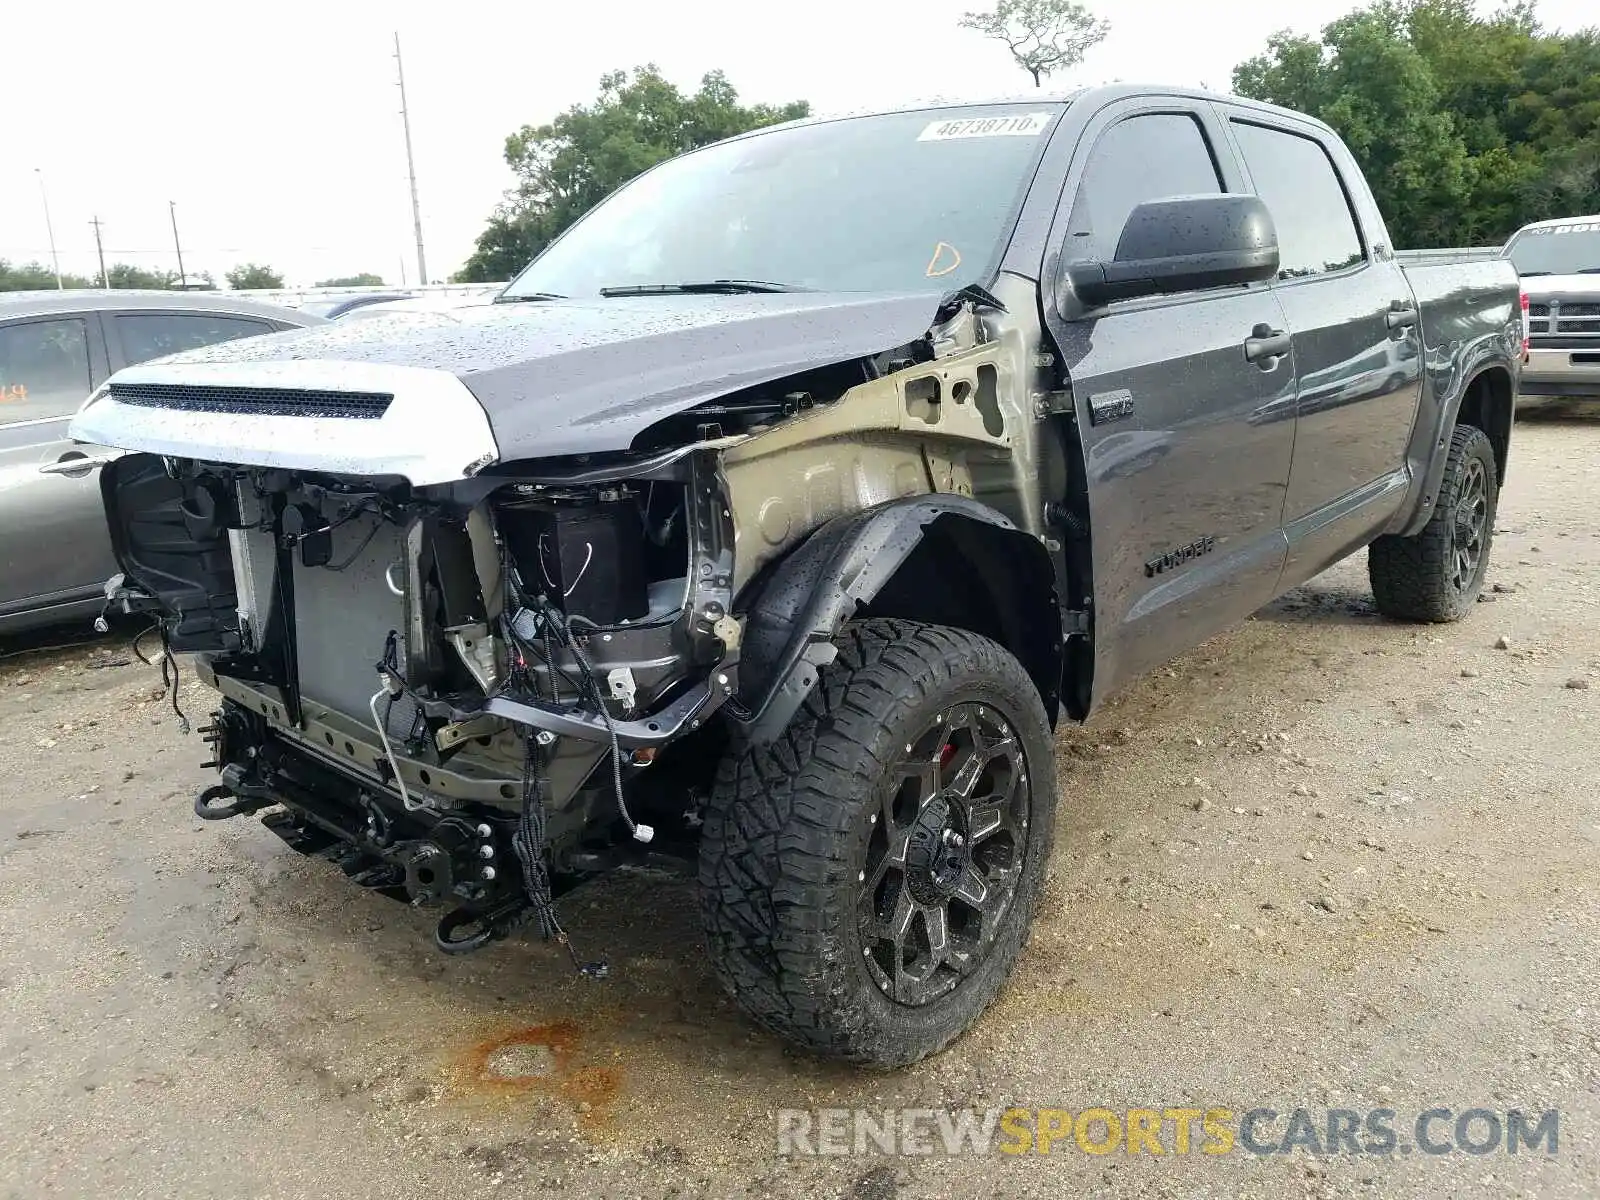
left=730, top=495, right=1064, bottom=744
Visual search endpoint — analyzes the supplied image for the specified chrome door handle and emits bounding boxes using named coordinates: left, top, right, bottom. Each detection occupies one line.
left=1244, top=324, right=1292, bottom=367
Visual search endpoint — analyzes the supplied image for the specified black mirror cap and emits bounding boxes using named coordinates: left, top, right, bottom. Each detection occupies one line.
left=1066, top=194, right=1281, bottom=308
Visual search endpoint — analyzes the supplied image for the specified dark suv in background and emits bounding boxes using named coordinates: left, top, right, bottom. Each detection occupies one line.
left=0, top=292, right=321, bottom=634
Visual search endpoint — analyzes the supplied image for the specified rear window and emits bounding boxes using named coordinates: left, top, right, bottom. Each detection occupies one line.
left=0, top=318, right=93, bottom=424
left=1505, top=221, right=1600, bottom=277
left=1231, top=121, right=1365, bottom=279
left=114, top=312, right=272, bottom=366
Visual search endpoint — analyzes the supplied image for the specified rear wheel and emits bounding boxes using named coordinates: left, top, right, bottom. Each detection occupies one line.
left=1369, top=424, right=1498, bottom=622
left=698, top=618, right=1056, bottom=1066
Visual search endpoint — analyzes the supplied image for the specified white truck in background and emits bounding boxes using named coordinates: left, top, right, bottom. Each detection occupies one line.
left=1505, top=216, right=1600, bottom=404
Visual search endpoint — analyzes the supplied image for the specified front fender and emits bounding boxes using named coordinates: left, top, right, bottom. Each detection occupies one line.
left=729, top=495, right=1063, bottom=744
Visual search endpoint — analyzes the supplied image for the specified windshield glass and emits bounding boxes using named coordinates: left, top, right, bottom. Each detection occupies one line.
left=1505, top=220, right=1600, bottom=275
left=500, top=105, right=1064, bottom=299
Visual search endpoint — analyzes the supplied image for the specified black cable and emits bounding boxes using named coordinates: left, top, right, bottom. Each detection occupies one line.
left=510, top=732, right=602, bottom=976
left=132, top=620, right=189, bottom=735
left=323, top=514, right=387, bottom=571
left=528, top=595, right=639, bottom=841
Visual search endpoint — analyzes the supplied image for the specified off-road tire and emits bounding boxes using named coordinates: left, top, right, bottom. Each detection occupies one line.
left=698, top=618, right=1057, bottom=1066
left=1369, top=424, right=1499, bottom=622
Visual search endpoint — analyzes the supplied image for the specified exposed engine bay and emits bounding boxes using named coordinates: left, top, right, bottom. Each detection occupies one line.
left=88, top=283, right=1068, bottom=964
left=103, top=445, right=742, bottom=960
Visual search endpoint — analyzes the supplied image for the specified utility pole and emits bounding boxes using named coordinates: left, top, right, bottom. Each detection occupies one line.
left=33, top=169, right=62, bottom=289
left=169, top=201, right=187, bottom=288
left=394, top=32, right=428, bottom=285
left=89, top=216, right=108, bottom=288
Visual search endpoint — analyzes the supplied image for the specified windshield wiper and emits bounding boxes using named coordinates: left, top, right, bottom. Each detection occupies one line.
left=494, top=291, right=568, bottom=303
left=1577, top=267, right=1600, bottom=274
left=1517, top=270, right=1553, bottom=277
left=598, top=279, right=809, bottom=297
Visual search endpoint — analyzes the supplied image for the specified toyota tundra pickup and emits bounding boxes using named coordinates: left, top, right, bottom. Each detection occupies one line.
left=67, top=86, right=1521, bottom=1066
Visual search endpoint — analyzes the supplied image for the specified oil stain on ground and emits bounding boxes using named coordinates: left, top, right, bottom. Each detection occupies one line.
left=451, top=1020, right=624, bottom=1130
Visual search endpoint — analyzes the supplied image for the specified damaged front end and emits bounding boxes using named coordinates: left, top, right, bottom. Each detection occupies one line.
left=97, top=438, right=739, bottom=958
left=76, top=278, right=1064, bottom=964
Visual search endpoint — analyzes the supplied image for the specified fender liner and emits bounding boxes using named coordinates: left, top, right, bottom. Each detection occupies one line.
left=1392, top=360, right=1515, bottom=539
left=728, top=495, right=1065, bottom=745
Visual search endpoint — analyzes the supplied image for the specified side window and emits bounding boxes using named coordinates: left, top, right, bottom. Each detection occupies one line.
left=1067, top=113, right=1224, bottom=263
left=1230, top=121, right=1364, bottom=279
left=114, top=313, right=271, bottom=367
left=0, top=318, right=92, bottom=424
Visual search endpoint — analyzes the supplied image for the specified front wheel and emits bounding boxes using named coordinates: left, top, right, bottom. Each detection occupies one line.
left=698, top=619, right=1057, bottom=1066
left=1369, top=424, right=1499, bottom=622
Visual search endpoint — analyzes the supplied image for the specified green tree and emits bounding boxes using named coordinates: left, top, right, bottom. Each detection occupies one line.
left=226, top=263, right=285, bottom=289
left=455, top=66, right=809, bottom=283
left=1234, top=0, right=1600, bottom=248
left=107, top=263, right=179, bottom=289
left=0, top=260, right=96, bottom=291
left=959, top=0, right=1110, bottom=88
left=316, top=273, right=385, bottom=287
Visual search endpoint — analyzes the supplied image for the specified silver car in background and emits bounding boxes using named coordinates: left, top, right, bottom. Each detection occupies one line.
left=0, top=291, right=322, bottom=634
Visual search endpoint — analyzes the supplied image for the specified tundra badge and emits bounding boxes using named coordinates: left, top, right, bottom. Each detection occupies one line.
left=1145, top=535, right=1216, bottom=578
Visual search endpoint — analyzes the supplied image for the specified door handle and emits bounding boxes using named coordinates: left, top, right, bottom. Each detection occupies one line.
left=1386, top=304, right=1419, bottom=331
left=1243, top=324, right=1292, bottom=367
left=39, top=452, right=119, bottom=477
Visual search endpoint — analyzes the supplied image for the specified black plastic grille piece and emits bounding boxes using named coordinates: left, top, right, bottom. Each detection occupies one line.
left=108, top=382, right=393, bottom=420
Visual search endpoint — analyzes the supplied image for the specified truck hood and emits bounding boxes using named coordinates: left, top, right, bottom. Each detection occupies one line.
left=69, top=291, right=942, bottom=484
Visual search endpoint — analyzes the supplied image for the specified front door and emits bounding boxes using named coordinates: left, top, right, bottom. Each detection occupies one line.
left=1041, top=101, right=1299, bottom=697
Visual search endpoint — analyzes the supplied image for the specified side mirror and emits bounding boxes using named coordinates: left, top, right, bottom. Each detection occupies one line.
left=1064, top=194, right=1280, bottom=308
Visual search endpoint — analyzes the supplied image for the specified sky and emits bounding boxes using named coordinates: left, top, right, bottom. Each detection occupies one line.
left=1, top=0, right=1594, bottom=287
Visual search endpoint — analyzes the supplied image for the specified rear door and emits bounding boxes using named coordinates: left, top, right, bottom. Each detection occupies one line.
left=1218, top=111, right=1423, bottom=586
left=1040, top=97, right=1298, bottom=696
left=0, top=314, right=116, bottom=621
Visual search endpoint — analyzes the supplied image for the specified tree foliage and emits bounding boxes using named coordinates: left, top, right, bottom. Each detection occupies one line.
left=1234, top=0, right=1600, bottom=247
left=0, top=260, right=96, bottom=291
left=960, top=0, right=1110, bottom=88
left=226, top=263, right=285, bottom=290
left=107, top=263, right=179, bottom=289
left=454, top=66, right=810, bottom=283
left=316, top=273, right=385, bottom=287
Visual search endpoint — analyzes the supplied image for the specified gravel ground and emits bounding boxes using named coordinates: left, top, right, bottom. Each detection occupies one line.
left=1, top=412, right=1596, bottom=1200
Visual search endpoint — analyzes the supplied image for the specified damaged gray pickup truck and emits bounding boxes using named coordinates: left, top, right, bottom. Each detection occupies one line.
left=69, top=86, right=1521, bottom=1066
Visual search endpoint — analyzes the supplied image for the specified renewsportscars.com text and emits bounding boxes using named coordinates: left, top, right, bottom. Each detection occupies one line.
left=776, top=1106, right=1560, bottom=1158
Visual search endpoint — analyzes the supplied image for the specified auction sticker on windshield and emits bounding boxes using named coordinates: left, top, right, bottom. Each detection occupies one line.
left=918, top=113, right=1053, bottom=141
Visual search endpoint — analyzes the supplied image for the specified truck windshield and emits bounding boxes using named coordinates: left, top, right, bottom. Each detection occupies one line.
left=499, top=105, right=1064, bottom=300
left=1505, top=221, right=1600, bottom=276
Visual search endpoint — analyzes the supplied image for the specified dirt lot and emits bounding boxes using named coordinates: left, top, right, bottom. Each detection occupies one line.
left=1, top=412, right=1596, bottom=1200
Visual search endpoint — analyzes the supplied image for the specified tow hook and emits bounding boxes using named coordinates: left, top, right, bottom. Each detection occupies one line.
left=433, top=902, right=610, bottom=980
left=193, top=783, right=274, bottom=822
left=434, top=898, right=532, bottom=955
